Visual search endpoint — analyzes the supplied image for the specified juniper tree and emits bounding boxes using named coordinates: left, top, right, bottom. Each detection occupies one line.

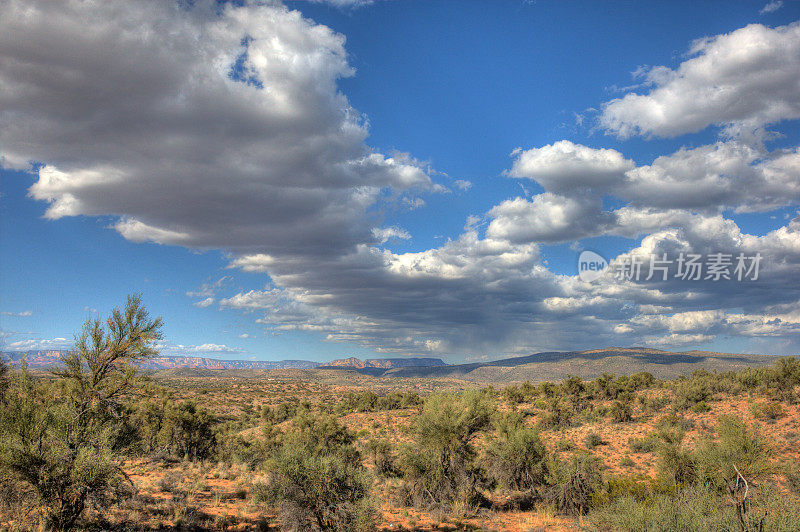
left=0, top=295, right=162, bottom=530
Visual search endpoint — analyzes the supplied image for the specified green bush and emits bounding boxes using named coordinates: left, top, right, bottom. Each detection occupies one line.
left=502, top=384, right=525, bottom=404
left=628, top=433, right=659, bottom=454
left=158, top=401, right=217, bottom=461
left=694, top=415, right=771, bottom=490
left=584, top=432, right=606, bottom=449
left=546, top=452, right=603, bottom=515
left=589, top=483, right=800, bottom=532
left=399, top=390, right=494, bottom=514
left=483, top=412, right=548, bottom=492
left=610, top=400, right=633, bottom=422
left=365, top=438, right=398, bottom=478
left=262, top=413, right=375, bottom=531
left=656, top=428, right=697, bottom=487
left=537, top=397, right=573, bottom=429
left=673, top=378, right=712, bottom=411
left=751, top=401, right=786, bottom=420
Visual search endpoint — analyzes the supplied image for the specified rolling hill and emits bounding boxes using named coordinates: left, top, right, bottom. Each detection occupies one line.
left=379, top=347, right=784, bottom=382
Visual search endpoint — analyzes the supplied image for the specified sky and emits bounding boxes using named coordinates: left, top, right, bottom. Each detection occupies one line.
left=1, top=0, right=800, bottom=363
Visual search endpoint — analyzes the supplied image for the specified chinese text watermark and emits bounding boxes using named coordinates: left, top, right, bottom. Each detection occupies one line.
left=578, top=251, right=762, bottom=283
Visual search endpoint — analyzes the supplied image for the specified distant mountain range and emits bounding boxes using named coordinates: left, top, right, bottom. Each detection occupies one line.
left=0, top=351, right=445, bottom=372
left=0, top=350, right=321, bottom=370
left=376, top=347, right=783, bottom=382
left=318, top=356, right=447, bottom=369
left=1, top=348, right=786, bottom=382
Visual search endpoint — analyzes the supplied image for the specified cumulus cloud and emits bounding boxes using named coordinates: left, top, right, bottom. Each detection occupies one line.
left=494, top=140, right=800, bottom=245
left=2, top=0, right=432, bottom=259
left=5, top=5, right=800, bottom=357
left=486, top=193, right=614, bottom=243
left=507, top=141, right=634, bottom=193
left=600, top=22, right=800, bottom=138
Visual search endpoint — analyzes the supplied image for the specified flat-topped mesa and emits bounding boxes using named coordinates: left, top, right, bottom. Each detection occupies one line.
left=318, top=357, right=447, bottom=369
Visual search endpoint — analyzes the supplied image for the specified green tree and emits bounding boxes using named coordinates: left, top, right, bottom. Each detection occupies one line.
left=0, top=295, right=162, bottom=530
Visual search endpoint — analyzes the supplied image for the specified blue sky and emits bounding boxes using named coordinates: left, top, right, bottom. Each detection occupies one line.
left=2, top=0, right=800, bottom=362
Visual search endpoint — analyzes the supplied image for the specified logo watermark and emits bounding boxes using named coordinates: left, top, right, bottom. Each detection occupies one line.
left=577, top=251, right=762, bottom=283
left=578, top=250, right=609, bottom=282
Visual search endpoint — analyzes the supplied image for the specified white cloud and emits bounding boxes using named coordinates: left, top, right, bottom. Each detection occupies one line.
left=600, top=22, right=800, bottom=138
left=310, top=0, right=374, bottom=7
left=507, top=141, right=634, bottom=193
left=3, top=337, right=70, bottom=350
left=372, top=226, right=411, bottom=244
left=760, top=1, right=783, bottom=15
left=156, top=341, right=245, bottom=356
left=486, top=193, right=613, bottom=243
left=194, top=297, right=215, bottom=308
left=1, top=310, right=33, bottom=317
left=453, top=179, right=472, bottom=191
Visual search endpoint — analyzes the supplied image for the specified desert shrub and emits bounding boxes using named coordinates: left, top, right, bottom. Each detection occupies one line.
left=751, top=401, right=787, bottom=421
left=592, top=373, right=620, bottom=400
left=130, top=395, right=170, bottom=456
left=690, top=400, right=711, bottom=413
left=786, top=463, right=800, bottom=496
left=0, top=357, right=8, bottom=402
left=673, top=378, right=712, bottom=411
left=365, top=439, right=398, bottom=478
left=538, top=381, right=559, bottom=398
left=262, top=413, right=375, bottom=531
left=537, top=397, right=573, bottom=430
left=546, top=452, right=603, bottom=515
left=520, top=380, right=536, bottom=398
left=261, top=404, right=276, bottom=422
left=217, top=431, right=271, bottom=468
left=638, top=394, right=669, bottom=415
left=274, top=402, right=298, bottom=422
left=502, top=384, right=526, bottom=404
left=399, top=390, right=494, bottom=514
left=562, top=375, right=585, bottom=398
left=158, top=401, right=217, bottom=461
left=589, top=483, right=800, bottom=532
left=0, top=295, right=161, bottom=530
left=628, top=432, right=660, bottom=454
left=656, top=428, right=697, bottom=487
left=657, top=413, right=695, bottom=432
left=610, top=400, right=633, bottom=422
left=483, top=411, right=548, bottom=492
left=770, top=357, right=800, bottom=402
left=694, top=416, right=771, bottom=490
left=584, top=432, right=606, bottom=449
left=627, top=371, right=656, bottom=391
left=372, top=390, right=422, bottom=410
left=595, top=473, right=665, bottom=506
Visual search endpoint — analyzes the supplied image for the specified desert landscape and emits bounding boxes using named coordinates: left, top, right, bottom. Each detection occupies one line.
left=2, top=306, right=799, bottom=530
left=3, top=1, right=800, bottom=530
